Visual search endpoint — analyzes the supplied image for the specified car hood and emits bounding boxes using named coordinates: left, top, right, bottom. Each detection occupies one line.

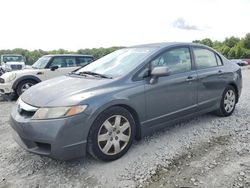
left=21, top=75, right=115, bottom=107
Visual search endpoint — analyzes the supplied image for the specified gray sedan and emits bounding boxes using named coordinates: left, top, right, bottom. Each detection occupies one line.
left=10, top=43, right=242, bottom=161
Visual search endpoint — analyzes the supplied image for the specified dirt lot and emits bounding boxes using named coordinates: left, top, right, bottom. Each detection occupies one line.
left=0, top=68, right=250, bottom=188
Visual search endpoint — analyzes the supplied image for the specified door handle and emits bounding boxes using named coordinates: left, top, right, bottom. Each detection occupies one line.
left=186, top=76, right=196, bottom=82
left=217, top=70, right=223, bottom=76
left=217, top=70, right=223, bottom=74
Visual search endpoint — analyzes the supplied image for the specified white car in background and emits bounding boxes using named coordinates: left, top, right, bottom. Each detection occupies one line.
left=0, top=54, right=94, bottom=97
left=0, top=54, right=26, bottom=75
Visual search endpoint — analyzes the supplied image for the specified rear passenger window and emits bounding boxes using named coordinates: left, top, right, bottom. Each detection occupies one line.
left=77, top=57, right=94, bottom=66
left=151, top=47, right=192, bottom=74
left=64, top=57, right=77, bottom=67
left=193, top=48, right=217, bottom=69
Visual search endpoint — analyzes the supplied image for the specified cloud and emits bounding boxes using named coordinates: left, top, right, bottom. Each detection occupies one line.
left=172, top=17, right=200, bottom=31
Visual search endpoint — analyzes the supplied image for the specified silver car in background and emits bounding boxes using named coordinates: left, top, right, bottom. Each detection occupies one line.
left=10, top=42, right=242, bottom=161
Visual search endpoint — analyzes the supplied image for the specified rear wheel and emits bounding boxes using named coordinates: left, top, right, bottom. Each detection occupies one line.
left=16, top=79, right=37, bottom=96
left=87, top=106, right=136, bottom=161
left=215, top=85, right=237, bottom=117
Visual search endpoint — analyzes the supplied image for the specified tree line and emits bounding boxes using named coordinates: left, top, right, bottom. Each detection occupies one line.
left=1, top=33, right=250, bottom=65
left=0, top=47, right=123, bottom=65
left=193, top=33, right=250, bottom=59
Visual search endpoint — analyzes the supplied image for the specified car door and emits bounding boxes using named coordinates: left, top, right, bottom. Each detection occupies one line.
left=144, top=46, right=198, bottom=127
left=192, top=47, right=227, bottom=110
left=45, top=56, right=78, bottom=79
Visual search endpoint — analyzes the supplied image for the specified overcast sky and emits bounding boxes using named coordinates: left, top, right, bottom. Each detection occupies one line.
left=0, top=0, right=249, bottom=50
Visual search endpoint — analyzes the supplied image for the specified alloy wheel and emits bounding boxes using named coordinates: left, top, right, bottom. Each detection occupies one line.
left=21, top=83, right=34, bottom=93
left=97, top=115, right=131, bottom=155
left=224, top=90, right=235, bottom=113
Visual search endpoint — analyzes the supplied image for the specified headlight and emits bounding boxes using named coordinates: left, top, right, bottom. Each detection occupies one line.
left=32, top=105, right=88, bottom=120
left=3, top=72, right=16, bottom=82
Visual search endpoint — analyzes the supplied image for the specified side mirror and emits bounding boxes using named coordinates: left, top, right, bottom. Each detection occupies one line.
left=50, top=65, right=59, bottom=71
left=150, top=66, right=171, bottom=84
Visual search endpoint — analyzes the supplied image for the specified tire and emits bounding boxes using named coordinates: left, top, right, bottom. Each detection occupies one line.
left=87, top=106, right=136, bottom=161
left=215, top=85, right=237, bottom=117
left=16, top=79, right=38, bottom=97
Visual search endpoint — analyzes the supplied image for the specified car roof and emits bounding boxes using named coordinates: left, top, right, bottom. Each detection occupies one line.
left=130, top=42, right=209, bottom=49
left=1, top=54, right=24, bottom=56
left=44, top=54, right=94, bottom=58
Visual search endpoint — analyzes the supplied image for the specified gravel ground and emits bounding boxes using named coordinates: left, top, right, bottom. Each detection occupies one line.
left=0, top=68, right=250, bottom=188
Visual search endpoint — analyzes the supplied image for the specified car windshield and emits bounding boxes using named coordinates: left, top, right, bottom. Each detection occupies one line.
left=3, top=55, right=24, bottom=62
left=75, top=47, right=157, bottom=78
left=32, top=56, right=51, bottom=69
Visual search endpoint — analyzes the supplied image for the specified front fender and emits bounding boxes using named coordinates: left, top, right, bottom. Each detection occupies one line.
left=82, top=98, right=143, bottom=141
left=12, top=75, right=42, bottom=89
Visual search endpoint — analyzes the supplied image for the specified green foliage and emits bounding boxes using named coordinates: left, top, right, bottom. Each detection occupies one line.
left=201, top=38, right=213, bottom=47
left=193, top=38, right=213, bottom=47
left=193, top=32, right=250, bottom=59
left=77, top=46, right=123, bottom=60
left=0, top=47, right=124, bottom=65
left=2, top=33, right=250, bottom=64
left=224, top=36, right=240, bottom=48
left=243, top=33, right=250, bottom=49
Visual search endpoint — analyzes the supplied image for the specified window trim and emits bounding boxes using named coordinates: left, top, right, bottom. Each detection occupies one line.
left=45, top=57, right=53, bottom=69
left=215, top=53, right=224, bottom=66
left=132, top=63, right=150, bottom=81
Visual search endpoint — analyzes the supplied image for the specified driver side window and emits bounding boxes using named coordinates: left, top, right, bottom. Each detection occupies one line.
left=151, top=47, right=192, bottom=74
left=50, top=57, right=77, bottom=68
left=49, top=57, right=66, bottom=68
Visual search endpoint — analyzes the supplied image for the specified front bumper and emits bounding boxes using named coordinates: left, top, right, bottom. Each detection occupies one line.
left=10, top=104, right=91, bottom=160
left=0, top=82, right=14, bottom=94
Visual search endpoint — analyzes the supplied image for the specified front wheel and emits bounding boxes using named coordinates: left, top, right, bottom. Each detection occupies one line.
left=16, top=79, right=37, bottom=97
left=215, top=85, right=237, bottom=117
left=87, top=107, right=136, bottom=161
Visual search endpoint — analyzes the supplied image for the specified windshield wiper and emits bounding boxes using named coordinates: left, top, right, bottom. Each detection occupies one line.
left=78, top=71, right=112, bottom=79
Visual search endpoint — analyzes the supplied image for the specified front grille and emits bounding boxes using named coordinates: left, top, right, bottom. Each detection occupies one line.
left=10, top=65, right=22, bottom=70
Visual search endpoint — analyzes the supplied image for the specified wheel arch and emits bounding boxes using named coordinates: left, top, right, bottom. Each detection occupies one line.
left=115, top=104, right=142, bottom=140
left=228, top=82, right=239, bottom=103
left=87, top=102, right=142, bottom=141
left=12, top=75, right=41, bottom=90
